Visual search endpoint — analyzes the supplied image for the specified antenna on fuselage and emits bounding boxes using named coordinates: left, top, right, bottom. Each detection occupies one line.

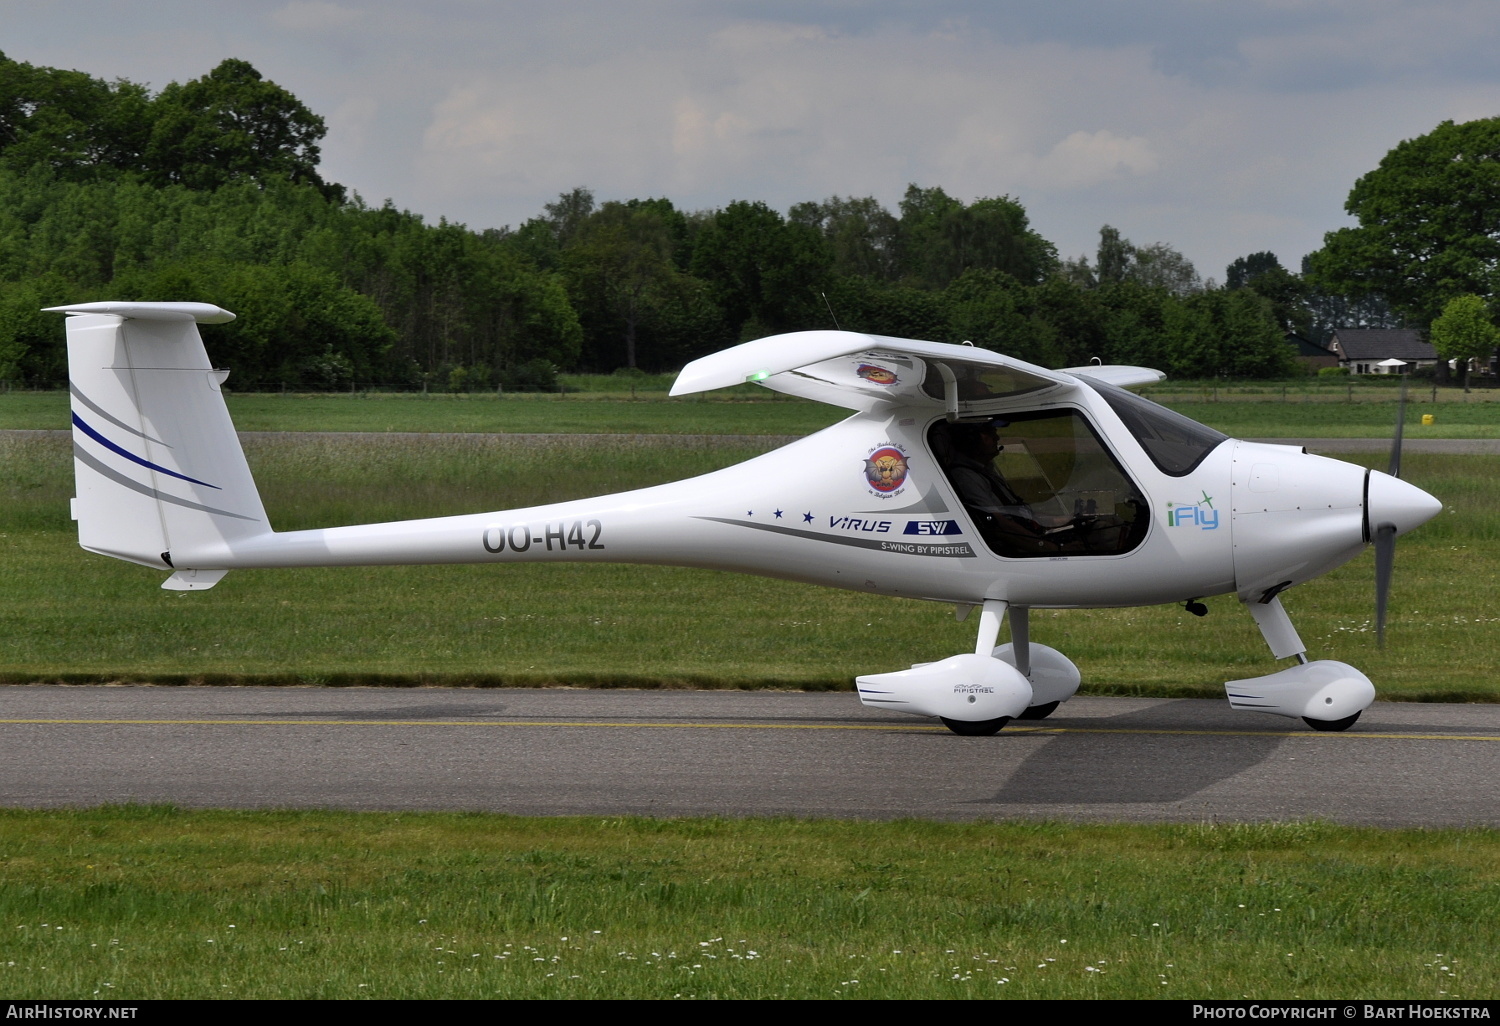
left=820, top=292, right=842, bottom=331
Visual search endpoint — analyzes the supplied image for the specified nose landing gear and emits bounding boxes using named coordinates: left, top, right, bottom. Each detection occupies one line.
left=1226, top=594, right=1375, bottom=732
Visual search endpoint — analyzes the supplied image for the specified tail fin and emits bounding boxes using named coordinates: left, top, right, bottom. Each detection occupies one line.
left=49, top=302, right=270, bottom=589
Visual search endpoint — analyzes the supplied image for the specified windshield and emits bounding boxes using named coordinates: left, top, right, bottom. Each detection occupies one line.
left=1085, top=378, right=1228, bottom=477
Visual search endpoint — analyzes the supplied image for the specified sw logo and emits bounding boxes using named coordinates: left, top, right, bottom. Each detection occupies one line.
left=1167, top=493, right=1219, bottom=529
left=903, top=520, right=962, bottom=536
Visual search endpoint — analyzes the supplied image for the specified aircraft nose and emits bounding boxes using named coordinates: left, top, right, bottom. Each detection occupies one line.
left=1365, top=470, right=1442, bottom=537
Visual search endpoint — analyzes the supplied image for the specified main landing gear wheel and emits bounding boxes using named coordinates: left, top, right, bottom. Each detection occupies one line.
left=940, top=716, right=1012, bottom=736
left=1016, top=701, right=1060, bottom=721
left=1303, top=712, right=1361, bottom=732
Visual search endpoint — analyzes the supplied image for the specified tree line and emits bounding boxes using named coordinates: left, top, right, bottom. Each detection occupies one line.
left=6, top=50, right=1463, bottom=391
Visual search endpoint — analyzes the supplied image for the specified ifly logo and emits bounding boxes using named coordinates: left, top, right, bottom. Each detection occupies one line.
left=1167, top=494, right=1219, bottom=530
left=903, top=520, right=962, bottom=536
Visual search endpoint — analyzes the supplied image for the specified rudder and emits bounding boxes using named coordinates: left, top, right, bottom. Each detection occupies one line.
left=51, top=302, right=270, bottom=587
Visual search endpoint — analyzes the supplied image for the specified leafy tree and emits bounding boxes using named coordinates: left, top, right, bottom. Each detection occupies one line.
left=566, top=201, right=681, bottom=368
left=0, top=272, right=85, bottom=382
left=1308, top=117, right=1500, bottom=323
left=1225, top=251, right=1282, bottom=290
left=1094, top=281, right=1176, bottom=369
left=1170, top=288, right=1295, bottom=379
left=1026, top=278, right=1110, bottom=367
left=0, top=52, right=152, bottom=180
left=107, top=261, right=397, bottom=388
left=1094, top=225, right=1132, bottom=286
left=790, top=195, right=901, bottom=281
left=1429, top=294, right=1500, bottom=392
left=1295, top=255, right=1404, bottom=346
left=1073, top=226, right=1199, bottom=296
left=1224, top=252, right=1312, bottom=337
left=1128, top=241, right=1201, bottom=296
left=1240, top=264, right=1311, bottom=337
left=541, top=187, right=595, bottom=249
left=823, top=273, right=947, bottom=340
left=144, top=59, right=336, bottom=197
left=689, top=200, right=830, bottom=339
left=942, top=270, right=1063, bottom=366
left=897, top=185, right=1055, bottom=288
left=1078, top=225, right=1201, bottom=296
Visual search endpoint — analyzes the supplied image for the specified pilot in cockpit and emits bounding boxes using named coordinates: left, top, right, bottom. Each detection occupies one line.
left=943, top=420, right=1078, bottom=554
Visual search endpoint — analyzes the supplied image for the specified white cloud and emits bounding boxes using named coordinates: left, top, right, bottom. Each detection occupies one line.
left=1025, top=130, right=1160, bottom=190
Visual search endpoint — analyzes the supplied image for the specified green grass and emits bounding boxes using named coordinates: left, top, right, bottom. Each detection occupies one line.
left=558, top=370, right=681, bottom=394
left=1164, top=400, right=1500, bottom=439
left=3, top=384, right=1498, bottom=437
left=0, top=808, right=1495, bottom=999
left=0, top=389, right=842, bottom=436
left=2, top=432, right=1495, bottom=699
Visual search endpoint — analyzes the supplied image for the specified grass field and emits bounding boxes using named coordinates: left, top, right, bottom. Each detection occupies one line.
left=0, top=807, right=1495, bottom=1000
left=2, top=431, right=1495, bottom=699
left=1161, top=400, right=1500, bottom=439
left=2, top=382, right=1498, bottom=436
left=0, top=388, right=844, bottom=436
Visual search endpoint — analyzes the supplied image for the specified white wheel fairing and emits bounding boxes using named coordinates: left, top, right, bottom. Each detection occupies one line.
left=856, top=654, right=1033, bottom=722
left=991, top=643, right=1081, bottom=706
left=1225, top=660, right=1376, bottom=722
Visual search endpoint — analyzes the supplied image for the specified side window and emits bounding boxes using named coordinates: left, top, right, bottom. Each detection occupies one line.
left=929, top=411, right=1149, bottom=558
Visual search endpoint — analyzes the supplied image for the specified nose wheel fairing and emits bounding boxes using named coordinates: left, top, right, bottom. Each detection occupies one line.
left=1226, top=659, right=1375, bottom=730
left=1226, top=594, right=1374, bottom=732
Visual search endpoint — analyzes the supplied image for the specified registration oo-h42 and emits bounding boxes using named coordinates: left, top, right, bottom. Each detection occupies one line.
left=52, top=302, right=1441, bottom=736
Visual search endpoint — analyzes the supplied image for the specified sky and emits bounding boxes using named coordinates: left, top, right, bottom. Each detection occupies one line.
left=5, top=0, right=1500, bottom=281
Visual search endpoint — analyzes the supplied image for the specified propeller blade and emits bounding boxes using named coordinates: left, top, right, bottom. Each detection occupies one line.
left=1388, top=376, right=1408, bottom=479
left=1374, top=523, right=1396, bottom=648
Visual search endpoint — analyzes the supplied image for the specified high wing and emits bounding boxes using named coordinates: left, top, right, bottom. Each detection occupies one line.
left=670, top=329, right=1163, bottom=414
left=1058, top=364, right=1166, bottom=388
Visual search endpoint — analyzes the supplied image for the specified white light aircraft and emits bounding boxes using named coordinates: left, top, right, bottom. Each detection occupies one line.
left=52, top=302, right=1441, bottom=735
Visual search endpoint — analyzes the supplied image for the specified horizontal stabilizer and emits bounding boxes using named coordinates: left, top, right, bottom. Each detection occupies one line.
left=44, top=301, right=235, bottom=324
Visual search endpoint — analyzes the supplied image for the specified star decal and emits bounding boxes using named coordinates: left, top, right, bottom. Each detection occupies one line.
left=802, top=511, right=814, bottom=523
left=773, top=509, right=784, bottom=519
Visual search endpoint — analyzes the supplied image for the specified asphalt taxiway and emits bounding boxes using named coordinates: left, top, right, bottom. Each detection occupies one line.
left=1, top=687, right=1496, bottom=826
